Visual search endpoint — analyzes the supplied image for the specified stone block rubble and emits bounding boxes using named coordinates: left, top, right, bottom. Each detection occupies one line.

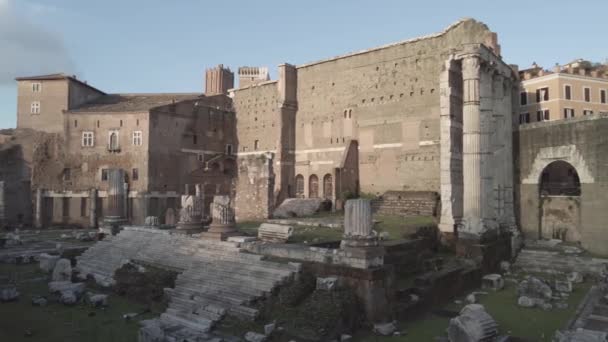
left=272, top=198, right=325, bottom=218
left=74, top=227, right=298, bottom=341
left=447, top=304, right=499, bottom=342
left=257, top=223, right=293, bottom=243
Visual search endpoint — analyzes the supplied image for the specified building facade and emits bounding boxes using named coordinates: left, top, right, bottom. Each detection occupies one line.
left=518, top=60, right=608, bottom=125
left=6, top=75, right=236, bottom=228
left=231, top=19, right=519, bottom=244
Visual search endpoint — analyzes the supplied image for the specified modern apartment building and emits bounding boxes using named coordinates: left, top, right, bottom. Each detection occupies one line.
left=518, top=60, right=608, bottom=125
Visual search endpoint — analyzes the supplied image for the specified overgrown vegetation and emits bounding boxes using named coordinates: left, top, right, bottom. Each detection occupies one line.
left=0, top=263, right=160, bottom=342
left=113, top=262, right=177, bottom=308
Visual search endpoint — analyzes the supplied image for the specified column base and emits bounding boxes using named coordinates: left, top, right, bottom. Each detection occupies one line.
left=200, top=224, right=239, bottom=241
left=100, top=216, right=128, bottom=235
left=175, top=221, right=204, bottom=234
left=341, top=235, right=379, bottom=248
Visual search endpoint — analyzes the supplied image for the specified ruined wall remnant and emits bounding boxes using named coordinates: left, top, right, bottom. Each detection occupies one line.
left=234, top=153, right=275, bottom=221
left=516, top=114, right=608, bottom=255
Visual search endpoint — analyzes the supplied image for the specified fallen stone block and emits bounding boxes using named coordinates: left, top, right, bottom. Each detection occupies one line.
left=48, top=281, right=85, bottom=297
left=31, top=296, right=47, bottom=306
left=518, top=276, right=552, bottom=300
left=555, top=280, right=572, bottom=293
left=258, top=223, right=293, bottom=243
left=264, top=322, right=276, bottom=335
left=373, top=321, right=397, bottom=336
left=517, top=296, right=535, bottom=308
left=51, top=258, right=72, bottom=282
left=0, top=285, right=19, bottom=302
left=482, top=274, right=504, bottom=291
left=316, top=276, right=338, bottom=291
left=87, top=293, right=108, bottom=307
left=244, top=331, right=267, bottom=342
left=447, top=304, right=498, bottom=342
left=39, top=253, right=60, bottom=273
left=567, top=272, right=584, bottom=284
left=60, top=291, right=77, bottom=305
left=227, top=236, right=257, bottom=243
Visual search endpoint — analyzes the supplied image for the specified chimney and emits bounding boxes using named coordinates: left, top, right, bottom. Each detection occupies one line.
left=538, top=69, right=545, bottom=76
left=553, top=63, right=561, bottom=73
left=579, top=68, right=586, bottom=76
left=591, top=70, right=599, bottom=78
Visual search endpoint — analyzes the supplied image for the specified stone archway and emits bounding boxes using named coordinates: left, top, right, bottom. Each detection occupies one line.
left=309, top=175, right=319, bottom=198
left=295, top=175, right=304, bottom=198
left=323, top=174, right=333, bottom=199
left=539, top=160, right=582, bottom=242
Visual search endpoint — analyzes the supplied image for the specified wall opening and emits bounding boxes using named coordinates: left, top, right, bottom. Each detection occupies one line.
left=295, top=174, right=304, bottom=198
left=309, top=174, right=319, bottom=198
left=323, top=174, right=333, bottom=199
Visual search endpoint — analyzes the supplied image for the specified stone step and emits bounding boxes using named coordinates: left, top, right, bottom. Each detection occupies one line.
left=183, top=262, right=290, bottom=284
left=160, top=312, right=212, bottom=333
left=165, top=305, right=223, bottom=322
left=176, top=273, right=276, bottom=295
left=170, top=283, right=258, bottom=305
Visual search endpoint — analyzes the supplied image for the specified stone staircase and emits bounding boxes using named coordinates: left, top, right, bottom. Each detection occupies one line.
left=75, top=227, right=299, bottom=338
left=513, top=247, right=608, bottom=276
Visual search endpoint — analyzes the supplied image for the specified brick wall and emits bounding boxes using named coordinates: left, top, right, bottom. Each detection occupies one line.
left=371, top=191, right=439, bottom=217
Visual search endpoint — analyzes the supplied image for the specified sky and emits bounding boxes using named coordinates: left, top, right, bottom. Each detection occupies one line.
left=0, top=0, right=607, bottom=129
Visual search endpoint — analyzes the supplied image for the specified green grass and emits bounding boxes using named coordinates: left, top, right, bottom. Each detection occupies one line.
left=353, top=313, right=449, bottom=341
left=236, top=215, right=436, bottom=244
left=374, top=215, right=436, bottom=240
left=0, top=264, right=161, bottom=342
left=478, top=278, right=590, bottom=341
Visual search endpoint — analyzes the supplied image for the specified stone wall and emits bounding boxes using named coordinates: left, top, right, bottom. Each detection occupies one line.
left=371, top=191, right=439, bottom=217
left=234, top=153, right=275, bottom=221
left=516, top=114, right=608, bottom=255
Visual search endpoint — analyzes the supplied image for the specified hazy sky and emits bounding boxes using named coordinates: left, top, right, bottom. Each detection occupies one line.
left=1, top=0, right=607, bottom=129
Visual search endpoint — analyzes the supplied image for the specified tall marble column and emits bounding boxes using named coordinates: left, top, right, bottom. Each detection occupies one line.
left=34, top=187, right=43, bottom=229
left=341, top=199, right=378, bottom=247
left=102, top=169, right=127, bottom=234
left=439, top=58, right=463, bottom=234
left=89, top=189, right=98, bottom=229
left=202, top=195, right=238, bottom=240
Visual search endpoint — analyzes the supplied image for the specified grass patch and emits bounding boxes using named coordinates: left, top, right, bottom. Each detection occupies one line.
left=374, top=215, right=436, bottom=240
left=478, top=278, right=591, bottom=341
left=0, top=264, right=162, bottom=342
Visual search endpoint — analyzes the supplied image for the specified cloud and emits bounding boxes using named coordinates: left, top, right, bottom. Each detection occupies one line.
left=0, top=0, right=75, bottom=84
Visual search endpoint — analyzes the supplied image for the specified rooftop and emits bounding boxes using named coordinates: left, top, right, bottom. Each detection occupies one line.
left=15, top=73, right=105, bottom=94
left=67, top=93, right=201, bottom=113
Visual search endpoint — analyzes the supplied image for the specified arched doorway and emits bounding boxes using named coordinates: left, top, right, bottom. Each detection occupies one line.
left=309, top=175, right=319, bottom=198
left=323, top=174, right=333, bottom=199
left=539, top=160, right=581, bottom=242
left=295, top=175, right=304, bottom=198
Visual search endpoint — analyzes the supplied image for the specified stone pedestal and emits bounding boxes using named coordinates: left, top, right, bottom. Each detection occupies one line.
left=175, top=184, right=204, bottom=233
left=341, top=199, right=378, bottom=248
left=101, top=169, right=128, bottom=235
left=201, top=195, right=238, bottom=240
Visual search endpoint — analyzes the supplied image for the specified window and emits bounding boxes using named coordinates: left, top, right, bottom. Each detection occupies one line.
left=108, top=130, right=120, bottom=151
left=63, top=168, right=71, bottom=181
left=82, top=131, right=94, bottom=147
left=564, top=108, right=575, bottom=119
left=32, top=82, right=41, bottom=92
left=601, top=89, right=606, bottom=104
left=254, top=140, right=259, bottom=150
left=80, top=198, right=87, bottom=217
left=192, top=134, right=197, bottom=145
left=536, top=110, right=550, bottom=122
left=101, top=169, right=108, bottom=181
left=30, top=101, right=40, bottom=114
left=132, top=131, right=143, bottom=146
left=520, top=91, right=528, bottom=105
left=519, top=113, right=530, bottom=124
left=584, top=87, right=591, bottom=102
left=564, top=85, right=572, bottom=100
left=74, top=120, right=78, bottom=128
left=132, top=168, right=139, bottom=181
left=583, top=110, right=594, bottom=116
left=536, top=87, right=549, bottom=102
left=225, top=144, right=233, bottom=155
